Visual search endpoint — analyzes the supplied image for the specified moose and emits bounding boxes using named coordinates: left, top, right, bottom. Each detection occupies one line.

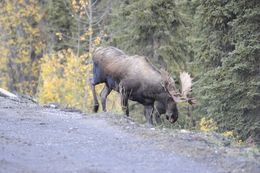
left=91, top=46, right=193, bottom=125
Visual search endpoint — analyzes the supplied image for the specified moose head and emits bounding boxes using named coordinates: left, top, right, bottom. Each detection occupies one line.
left=160, top=70, right=194, bottom=123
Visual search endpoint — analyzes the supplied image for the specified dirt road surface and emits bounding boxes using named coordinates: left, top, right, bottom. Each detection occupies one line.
left=0, top=96, right=259, bottom=173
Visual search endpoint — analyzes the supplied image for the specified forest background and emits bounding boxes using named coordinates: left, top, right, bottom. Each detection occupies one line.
left=0, top=0, right=259, bottom=145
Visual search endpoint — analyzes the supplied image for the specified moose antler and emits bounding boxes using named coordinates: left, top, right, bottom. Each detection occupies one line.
left=179, top=72, right=192, bottom=98
left=161, top=70, right=194, bottom=104
left=178, top=72, right=195, bottom=104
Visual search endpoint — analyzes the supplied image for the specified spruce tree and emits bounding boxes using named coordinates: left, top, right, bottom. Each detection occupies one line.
left=193, top=0, right=260, bottom=144
left=106, top=0, right=190, bottom=74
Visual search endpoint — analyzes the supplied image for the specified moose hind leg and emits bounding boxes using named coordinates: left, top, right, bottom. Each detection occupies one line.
left=100, top=85, right=112, bottom=112
left=91, top=79, right=99, bottom=112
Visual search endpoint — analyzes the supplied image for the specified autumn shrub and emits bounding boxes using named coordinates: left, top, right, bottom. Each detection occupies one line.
left=199, top=117, right=218, bottom=132
left=37, top=49, right=121, bottom=113
left=0, top=0, right=45, bottom=95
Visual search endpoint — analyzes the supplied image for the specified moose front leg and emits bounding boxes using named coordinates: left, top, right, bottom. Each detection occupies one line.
left=154, top=102, right=165, bottom=125
left=119, top=84, right=129, bottom=116
left=154, top=111, right=162, bottom=125
left=144, top=105, right=154, bottom=125
left=121, top=94, right=129, bottom=116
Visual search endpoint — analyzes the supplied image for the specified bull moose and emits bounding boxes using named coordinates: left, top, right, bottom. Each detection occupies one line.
left=91, top=46, right=193, bottom=125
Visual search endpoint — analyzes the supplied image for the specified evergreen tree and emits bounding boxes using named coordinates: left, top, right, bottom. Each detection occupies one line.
left=44, top=0, right=111, bottom=54
left=106, top=0, right=190, bottom=74
left=193, top=0, right=260, bottom=144
left=44, top=0, right=77, bottom=52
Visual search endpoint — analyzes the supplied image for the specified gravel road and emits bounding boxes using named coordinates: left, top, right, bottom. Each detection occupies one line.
left=0, top=96, right=259, bottom=173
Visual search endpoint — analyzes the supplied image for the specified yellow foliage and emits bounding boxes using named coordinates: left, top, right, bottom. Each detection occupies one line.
left=94, top=36, right=101, bottom=45
left=71, top=0, right=88, bottom=15
left=0, top=44, right=9, bottom=89
left=222, top=130, right=234, bottom=138
left=37, top=49, right=121, bottom=112
left=236, top=140, right=243, bottom=146
left=56, top=32, right=63, bottom=40
left=80, top=27, right=95, bottom=41
left=0, top=0, right=45, bottom=95
left=199, top=117, right=218, bottom=132
left=222, top=131, right=244, bottom=145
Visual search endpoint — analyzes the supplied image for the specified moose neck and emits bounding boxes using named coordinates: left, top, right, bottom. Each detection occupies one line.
left=153, top=84, right=170, bottom=102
